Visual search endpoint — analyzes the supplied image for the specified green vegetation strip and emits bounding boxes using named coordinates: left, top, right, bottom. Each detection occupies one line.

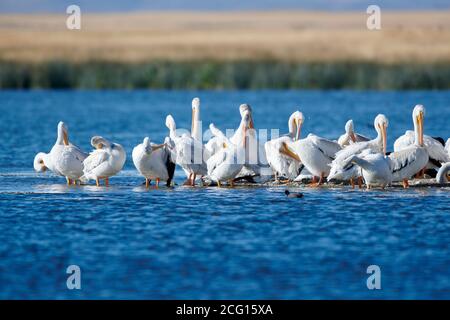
left=1, top=61, right=449, bottom=90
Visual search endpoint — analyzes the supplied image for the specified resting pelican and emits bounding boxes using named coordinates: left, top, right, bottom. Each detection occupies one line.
left=264, top=111, right=304, bottom=181
left=80, top=136, right=126, bottom=186
left=337, top=119, right=370, bottom=147
left=394, top=105, right=450, bottom=172
left=389, top=106, right=429, bottom=188
left=166, top=115, right=207, bottom=186
left=340, top=150, right=392, bottom=189
left=132, top=137, right=175, bottom=188
left=229, top=104, right=270, bottom=180
left=34, top=121, right=87, bottom=185
left=328, top=114, right=388, bottom=188
left=207, top=113, right=250, bottom=186
left=288, top=133, right=342, bottom=186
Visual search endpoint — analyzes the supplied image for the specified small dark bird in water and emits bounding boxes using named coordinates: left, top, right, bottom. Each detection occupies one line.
left=285, top=190, right=303, bottom=198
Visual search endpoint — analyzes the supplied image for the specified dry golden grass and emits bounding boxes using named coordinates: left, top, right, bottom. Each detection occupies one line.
left=0, top=11, right=450, bottom=63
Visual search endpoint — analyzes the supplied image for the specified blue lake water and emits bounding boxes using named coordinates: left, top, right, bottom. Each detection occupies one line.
left=0, top=90, right=449, bottom=299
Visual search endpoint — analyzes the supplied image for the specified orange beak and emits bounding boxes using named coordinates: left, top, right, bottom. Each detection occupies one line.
left=350, top=132, right=357, bottom=143
left=279, top=142, right=300, bottom=161
left=418, top=112, right=424, bottom=146
left=295, top=119, right=302, bottom=141
left=63, top=131, right=69, bottom=146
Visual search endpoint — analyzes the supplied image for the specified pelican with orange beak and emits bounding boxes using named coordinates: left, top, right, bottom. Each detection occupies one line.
left=328, top=114, right=389, bottom=188
left=80, top=136, right=126, bottom=186
left=389, top=105, right=429, bottom=188
left=338, top=119, right=370, bottom=147
left=207, top=111, right=252, bottom=187
left=264, top=111, right=304, bottom=181
left=33, top=121, right=87, bottom=185
left=394, top=105, right=450, bottom=174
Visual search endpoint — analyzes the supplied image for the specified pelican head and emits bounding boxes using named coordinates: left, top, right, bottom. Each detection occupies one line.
left=91, top=136, right=110, bottom=149
left=57, top=121, right=69, bottom=146
left=165, top=115, right=176, bottom=131
left=289, top=111, right=304, bottom=141
left=239, top=104, right=254, bottom=129
left=33, top=152, right=48, bottom=172
left=345, top=120, right=357, bottom=143
left=374, top=114, right=388, bottom=155
left=143, top=137, right=152, bottom=154
left=413, top=104, right=425, bottom=146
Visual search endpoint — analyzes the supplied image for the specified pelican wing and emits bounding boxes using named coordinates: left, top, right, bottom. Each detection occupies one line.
left=423, top=136, right=450, bottom=163
left=83, top=149, right=109, bottom=173
left=388, top=147, right=426, bottom=174
left=309, top=135, right=341, bottom=160
left=394, top=131, right=414, bottom=151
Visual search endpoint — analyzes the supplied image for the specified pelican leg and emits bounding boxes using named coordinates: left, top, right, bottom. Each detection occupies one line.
left=66, top=177, right=71, bottom=185
left=307, top=176, right=317, bottom=187
left=358, top=176, right=363, bottom=189
left=105, top=177, right=109, bottom=187
left=156, top=178, right=160, bottom=188
left=217, top=181, right=221, bottom=188
left=183, top=174, right=192, bottom=186
left=145, top=178, right=150, bottom=188
left=350, top=178, right=355, bottom=189
left=192, top=174, right=196, bottom=187
left=229, top=179, right=234, bottom=188
left=95, top=178, right=100, bottom=187
left=72, top=179, right=77, bottom=185
left=402, top=179, right=409, bottom=189
left=415, top=168, right=425, bottom=179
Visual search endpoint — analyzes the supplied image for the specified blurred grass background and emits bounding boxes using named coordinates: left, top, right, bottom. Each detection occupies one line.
left=0, top=11, right=449, bottom=89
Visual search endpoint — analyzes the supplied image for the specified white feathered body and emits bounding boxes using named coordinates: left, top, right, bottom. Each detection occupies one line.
left=394, top=131, right=450, bottom=168
left=265, top=136, right=301, bottom=180
left=82, top=143, right=126, bottom=181
left=132, top=143, right=171, bottom=181
left=389, top=146, right=429, bottom=181
left=290, top=134, right=341, bottom=177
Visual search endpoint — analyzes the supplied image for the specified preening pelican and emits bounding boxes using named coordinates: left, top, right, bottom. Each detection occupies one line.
left=328, top=114, right=388, bottom=188
left=132, top=137, right=175, bottom=188
left=34, top=121, right=87, bottom=185
left=389, top=106, right=429, bottom=188
left=289, top=133, right=342, bottom=186
left=394, top=105, right=450, bottom=171
left=207, top=114, right=250, bottom=186
left=80, top=136, right=126, bottom=186
left=264, top=111, right=304, bottom=181
left=339, top=150, right=392, bottom=189
left=166, top=114, right=207, bottom=186
left=337, top=119, right=370, bottom=147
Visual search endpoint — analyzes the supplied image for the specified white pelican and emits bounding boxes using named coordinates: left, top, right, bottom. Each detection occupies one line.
left=206, top=114, right=250, bottom=186
left=339, top=150, right=392, bottom=189
left=389, top=106, right=429, bottom=188
left=337, top=119, right=370, bottom=147
left=165, top=114, right=207, bottom=186
left=446, top=138, right=450, bottom=156
left=132, top=137, right=175, bottom=188
left=229, top=104, right=270, bottom=180
left=288, top=133, right=342, bottom=186
left=264, top=111, right=304, bottom=181
left=394, top=105, right=450, bottom=172
left=34, top=121, right=87, bottom=185
left=328, top=114, right=388, bottom=188
left=80, top=136, right=126, bottom=186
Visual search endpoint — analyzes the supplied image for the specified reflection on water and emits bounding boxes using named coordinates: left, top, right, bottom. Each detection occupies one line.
left=0, top=90, right=449, bottom=299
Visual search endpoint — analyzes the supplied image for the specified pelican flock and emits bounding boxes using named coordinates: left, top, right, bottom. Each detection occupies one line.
left=34, top=101, right=449, bottom=189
